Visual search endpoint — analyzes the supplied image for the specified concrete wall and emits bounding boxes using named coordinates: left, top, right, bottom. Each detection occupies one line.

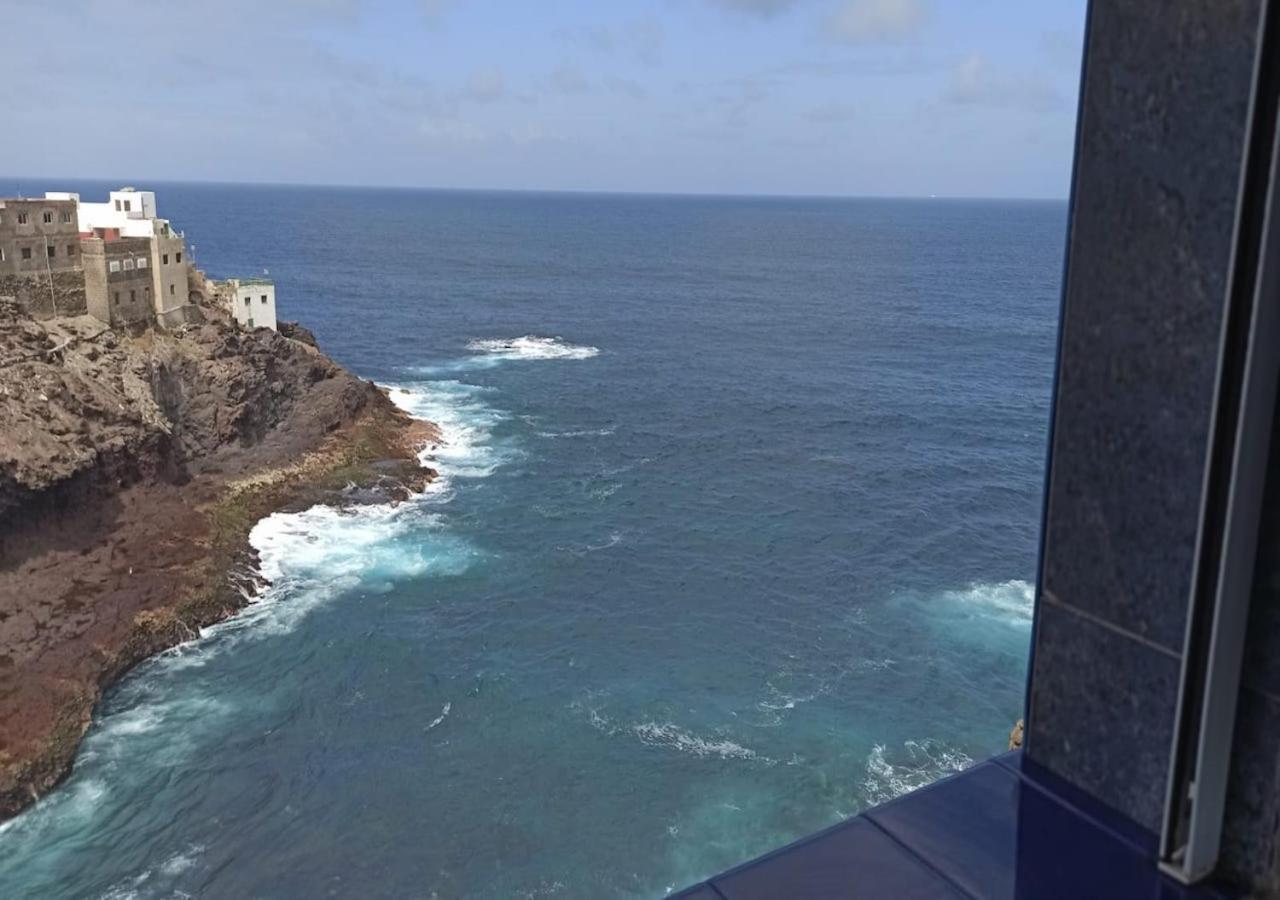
left=0, top=199, right=82, bottom=277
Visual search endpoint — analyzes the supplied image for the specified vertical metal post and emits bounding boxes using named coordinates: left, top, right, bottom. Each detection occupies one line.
left=1160, top=0, right=1280, bottom=880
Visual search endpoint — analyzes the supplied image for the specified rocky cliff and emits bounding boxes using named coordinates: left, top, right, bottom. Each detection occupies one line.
left=0, top=298, right=437, bottom=819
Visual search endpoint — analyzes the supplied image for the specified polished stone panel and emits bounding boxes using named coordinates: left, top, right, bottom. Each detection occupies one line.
left=1028, top=600, right=1182, bottom=832
left=1218, top=687, right=1280, bottom=890
left=1040, top=0, right=1262, bottom=651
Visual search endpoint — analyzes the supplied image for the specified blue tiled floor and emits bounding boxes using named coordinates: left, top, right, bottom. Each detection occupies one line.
left=669, top=751, right=1239, bottom=900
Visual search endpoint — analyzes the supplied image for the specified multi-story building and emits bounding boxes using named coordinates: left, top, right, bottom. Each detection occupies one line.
left=0, top=197, right=86, bottom=318
left=81, top=233, right=154, bottom=328
left=222, top=277, right=278, bottom=331
left=46, top=188, right=194, bottom=326
left=0, top=197, right=81, bottom=277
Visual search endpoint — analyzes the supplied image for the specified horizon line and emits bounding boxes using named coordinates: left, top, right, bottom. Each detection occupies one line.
left=1, top=173, right=1069, bottom=204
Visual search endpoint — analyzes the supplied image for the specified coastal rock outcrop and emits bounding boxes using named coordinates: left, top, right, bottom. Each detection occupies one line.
left=0, top=298, right=436, bottom=820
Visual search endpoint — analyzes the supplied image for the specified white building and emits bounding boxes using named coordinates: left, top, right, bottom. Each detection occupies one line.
left=46, top=188, right=193, bottom=326
left=224, top=277, right=277, bottom=331
left=47, top=188, right=158, bottom=237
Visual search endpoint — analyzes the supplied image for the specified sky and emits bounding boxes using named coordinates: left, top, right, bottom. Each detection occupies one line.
left=5, top=0, right=1087, bottom=198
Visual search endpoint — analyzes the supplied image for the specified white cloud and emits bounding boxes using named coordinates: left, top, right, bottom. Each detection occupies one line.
left=805, top=101, right=856, bottom=123
left=464, top=67, right=506, bottom=103
left=705, top=0, right=804, bottom=16
left=827, top=0, right=929, bottom=45
left=549, top=63, right=590, bottom=94
left=942, top=54, right=1065, bottom=113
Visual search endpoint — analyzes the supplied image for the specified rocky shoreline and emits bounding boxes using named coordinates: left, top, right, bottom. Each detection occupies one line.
left=0, top=299, right=439, bottom=821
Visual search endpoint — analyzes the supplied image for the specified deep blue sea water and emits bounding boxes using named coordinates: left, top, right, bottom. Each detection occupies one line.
left=0, top=182, right=1064, bottom=899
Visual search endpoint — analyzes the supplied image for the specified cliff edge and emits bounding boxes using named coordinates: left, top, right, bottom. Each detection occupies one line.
left=0, top=298, right=438, bottom=820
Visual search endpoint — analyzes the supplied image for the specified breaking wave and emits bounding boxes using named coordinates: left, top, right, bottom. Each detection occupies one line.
left=861, top=739, right=974, bottom=806
left=939, top=579, right=1034, bottom=625
left=466, top=335, right=599, bottom=361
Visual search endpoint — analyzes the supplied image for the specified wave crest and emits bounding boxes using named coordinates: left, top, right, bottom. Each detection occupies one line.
left=861, top=739, right=973, bottom=805
left=466, top=335, right=599, bottom=361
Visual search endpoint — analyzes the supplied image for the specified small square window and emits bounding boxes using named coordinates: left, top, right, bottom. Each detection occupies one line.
left=137, top=257, right=147, bottom=269
left=67, top=244, right=75, bottom=256
left=261, top=297, right=268, bottom=304
left=21, top=247, right=32, bottom=260
left=42, top=211, right=53, bottom=224
left=61, top=211, right=72, bottom=224
left=175, top=252, right=182, bottom=263
left=244, top=297, right=251, bottom=306
left=17, top=213, right=28, bottom=225
left=123, top=259, right=134, bottom=270
left=114, top=200, right=121, bottom=211
left=109, top=260, right=120, bottom=273
left=162, top=254, right=169, bottom=265
left=247, top=318, right=254, bottom=328
left=123, top=200, right=131, bottom=212
left=47, top=246, right=55, bottom=258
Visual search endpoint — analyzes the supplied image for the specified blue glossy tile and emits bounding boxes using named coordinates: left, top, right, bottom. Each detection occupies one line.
left=710, top=817, right=963, bottom=900
left=869, top=756, right=1219, bottom=899
left=994, top=751, right=1157, bottom=857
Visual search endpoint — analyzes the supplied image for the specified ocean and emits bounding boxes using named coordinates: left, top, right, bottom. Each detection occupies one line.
left=0, top=183, right=1064, bottom=899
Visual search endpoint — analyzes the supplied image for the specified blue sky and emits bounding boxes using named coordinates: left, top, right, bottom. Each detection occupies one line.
left=8, top=0, right=1086, bottom=198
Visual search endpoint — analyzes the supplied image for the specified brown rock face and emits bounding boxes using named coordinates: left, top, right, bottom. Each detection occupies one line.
left=0, top=298, right=437, bottom=820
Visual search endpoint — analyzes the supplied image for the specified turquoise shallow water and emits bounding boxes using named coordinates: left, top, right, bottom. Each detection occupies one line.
left=0, top=184, right=1064, bottom=898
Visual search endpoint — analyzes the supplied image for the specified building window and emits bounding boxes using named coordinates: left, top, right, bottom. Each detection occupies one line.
left=261, top=296, right=268, bottom=304
left=162, top=253, right=169, bottom=265
left=21, top=247, right=32, bottom=260
left=61, top=211, right=72, bottom=224
left=113, top=292, right=119, bottom=305
left=130, top=290, right=136, bottom=302
left=244, top=297, right=251, bottom=307
left=137, top=257, right=148, bottom=269
left=169, top=284, right=175, bottom=295
left=175, top=252, right=182, bottom=263
left=0, top=248, right=5, bottom=261
left=17, top=213, right=28, bottom=225
left=247, top=318, right=254, bottom=328
left=67, top=244, right=76, bottom=257
left=123, top=259, right=134, bottom=270
left=123, top=201, right=131, bottom=212
left=114, top=200, right=121, bottom=211
left=47, top=245, right=55, bottom=258
left=109, top=260, right=120, bottom=273
left=42, top=211, right=53, bottom=224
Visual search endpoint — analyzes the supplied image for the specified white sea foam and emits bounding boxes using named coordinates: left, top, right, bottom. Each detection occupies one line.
left=940, top=579, right=1034, bottom=625
left=535, top=427, right=616, bottom=439
left=631, top=721, right=763, bottom=762
left=426, top=702, right=452, bottom=731
left=388, top=380, right=512, bottom=480
left=861, top=739, right=973, bottom=805
left=466, top=335, right=599, bottom=361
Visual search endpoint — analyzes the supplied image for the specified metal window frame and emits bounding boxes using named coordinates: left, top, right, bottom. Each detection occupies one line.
left=1160, top=0, right=1280, bottom=881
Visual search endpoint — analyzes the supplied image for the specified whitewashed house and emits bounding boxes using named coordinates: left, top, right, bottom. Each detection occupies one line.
left=223, top=277, right=277, bottom=331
